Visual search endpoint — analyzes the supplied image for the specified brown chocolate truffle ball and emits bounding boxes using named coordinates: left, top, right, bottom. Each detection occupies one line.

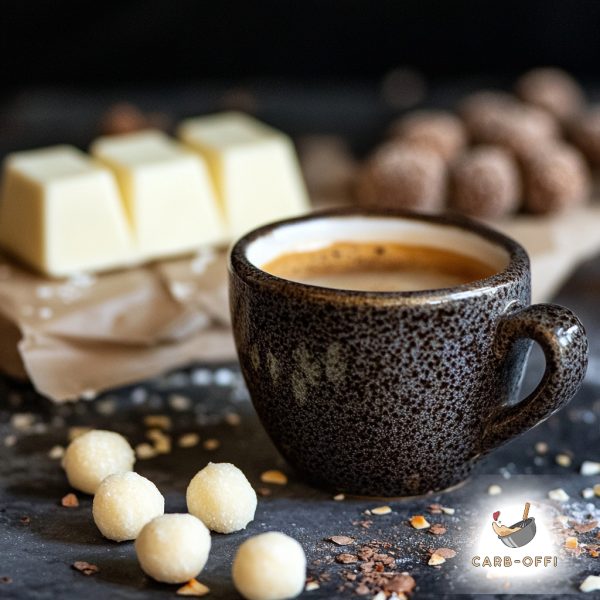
left=458, top=91, right=517, bottom=137
left=568, top=106, right=600, bottom=166
left=521, top=143, right=590, bottom=214
left=459, top=92, right=558, bottom=156
left=450, top=146, right=521, bottom=218
left=356, top=142, right=446, bottom=212
left=390, top=110, right=467, bottom=161
left=99, top=103, right=171, bottom=136
left=516, top=68, right=585, bottom=122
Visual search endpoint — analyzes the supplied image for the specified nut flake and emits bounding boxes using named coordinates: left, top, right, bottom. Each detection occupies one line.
left=432, top=547, right=457, bottom=558
left=178, top=433, right=200, bottom=448
left=260, top=470, right=288, bottom=485
left=548, top=488, right=570, bottom=502
left=555, top=453, right=572, bottom=467
left=371, top=506, right=392, bottom=516
left=203, top=438, right=220, bottom=451
left=176, top=579, right=210, bottom=596
left=72, top=561, right=99, bottom=576
left=580, top=461, right=600, bottom=476
left=565, top=536, right=578, bottom=549
left=428, top=553, right=446, bottom=566
left=410, top=515, right=430, bottom=529
left=143, top=415, right=172, bottom=430
left=61, top=493, right=79, bottom=508
left=4, top=435, right=17, bottom=448
left=135, top=443, right=157, bottom=460
left=168, top=394, right=192, bottom=411
left=224, top=412, right=241, bottom=426
left=68, top=427, right=92, bottom=441
left=328, top=536, right=354, bottom=546
left=11, top=413, right=35, bottom=431
left=335, top=553, right=358, bottom=564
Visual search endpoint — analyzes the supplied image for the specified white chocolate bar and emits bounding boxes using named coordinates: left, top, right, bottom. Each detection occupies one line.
left=0, top=146, right=135, bottom=276
left=91, top=130, right=225, bottom=259
left=177, top=112, right=309, bottom=238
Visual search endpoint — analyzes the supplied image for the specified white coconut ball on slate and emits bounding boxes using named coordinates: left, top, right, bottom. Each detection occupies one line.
left=62, top=430, right=135, bottom=494
left=232, top=532, right=306, bottom=600
left=186, top=462, right=257, bottom=533
left=135, top=514, right=211, bottom=584
left=92, top=472, right=164, bottom=542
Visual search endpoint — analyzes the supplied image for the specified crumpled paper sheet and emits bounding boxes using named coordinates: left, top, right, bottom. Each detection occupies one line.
left=0, top=248, right=235, bottom=402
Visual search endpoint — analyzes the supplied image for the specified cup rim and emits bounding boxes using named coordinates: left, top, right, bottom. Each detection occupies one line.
left=229, top=208, right=530, bottom=305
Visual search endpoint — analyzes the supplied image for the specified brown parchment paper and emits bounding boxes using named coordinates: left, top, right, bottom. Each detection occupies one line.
left=0, top=248, right=236, bottom=402
left=2, top=201, right=600, bottom=402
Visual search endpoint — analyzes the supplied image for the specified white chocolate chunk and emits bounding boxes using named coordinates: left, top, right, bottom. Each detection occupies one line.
left=91, top=131, right=225, bottom=258
left=581, top=460, right=600, bottom=475
left=62, top=429, right=135, bottom=494
left=187, top=462, right=257, bottom=533
left=93, top=472, right=164, bottom=541
left=548, top=488, right=569, bottom=502
left=135, top=514, right=211, bottom=584
left=580, top=575, right=600, bottom=592
left=232, top=532, right=306, bottom=600
left=0, top=146, right=134, bottom=276
left=178, top=112, right=309, bottom=238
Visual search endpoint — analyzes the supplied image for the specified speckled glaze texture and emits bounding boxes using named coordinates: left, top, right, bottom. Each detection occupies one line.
left=229, top=209, right=588, bottom=497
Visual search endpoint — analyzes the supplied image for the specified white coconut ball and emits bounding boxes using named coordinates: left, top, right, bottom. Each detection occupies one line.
left=135, top=514, right=211, bottom=584
left=92, top=472, right=164, bottom=542
left=62, top=430, right=135, bottom=494
left=232, top=532, right=306, bottom=600
left=186, top=462, right=257, bottom=534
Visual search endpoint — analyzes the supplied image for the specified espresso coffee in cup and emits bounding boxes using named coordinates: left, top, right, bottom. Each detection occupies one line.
left=261, top=241, right=496, bottom=292
left=229, top=208, right=588, bottom=497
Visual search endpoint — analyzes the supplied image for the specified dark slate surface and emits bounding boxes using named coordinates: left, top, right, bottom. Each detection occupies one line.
left=0, top=83, right=599, bottom=599
left=1, top=247, right=599, bottom=600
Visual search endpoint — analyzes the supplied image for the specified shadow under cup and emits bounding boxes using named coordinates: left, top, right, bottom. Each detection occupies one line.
left=229, top=209, right=588, bottom=497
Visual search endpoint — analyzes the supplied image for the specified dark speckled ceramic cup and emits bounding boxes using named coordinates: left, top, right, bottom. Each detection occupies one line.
left=229, top=209, right=588, bottom=497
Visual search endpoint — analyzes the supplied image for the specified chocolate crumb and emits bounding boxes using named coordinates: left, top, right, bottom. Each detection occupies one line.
left=355, top=583, right=370, bottom=595
left=427, top=503, right=443, bottom=514
left=335, top=553, right=358, bottom=564
left=429, top=523, right=447, bottom=535
left=352, top=519, right=373, bottom=529
left=72, top=561, right=99, bottom=576
left=573, top=520, right=598, bottom=533
left=385, top=573, right=416, bottom=593
left=328, top=535, right=355, bottom=546
left=0, top=576, right=12, bottom=584
left=19, top=516, right=30, bottom=525
left=257, top=487, right=272, bottom=497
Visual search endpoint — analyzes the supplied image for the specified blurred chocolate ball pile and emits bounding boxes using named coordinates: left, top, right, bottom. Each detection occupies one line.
left=356, top=67, right=598, bottom=218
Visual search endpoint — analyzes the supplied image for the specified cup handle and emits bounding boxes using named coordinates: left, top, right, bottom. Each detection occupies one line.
left=480, top=303, right=588, bottom=454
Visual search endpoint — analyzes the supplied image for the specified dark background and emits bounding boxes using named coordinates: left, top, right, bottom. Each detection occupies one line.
left=2, top=0, right=600, bottom=86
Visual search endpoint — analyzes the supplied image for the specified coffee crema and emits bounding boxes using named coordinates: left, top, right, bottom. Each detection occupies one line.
left=261, top=241, right=496, bottom=292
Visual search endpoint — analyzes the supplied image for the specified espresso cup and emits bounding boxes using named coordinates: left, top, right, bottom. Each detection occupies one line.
left=229, top=208, right=588, bottom=497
